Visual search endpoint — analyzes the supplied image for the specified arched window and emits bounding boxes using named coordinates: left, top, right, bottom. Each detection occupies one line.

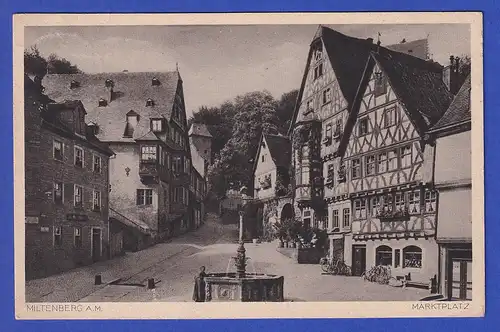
left=376, top=245, right=392, bottom=266
left=403, top=246, right=422, bottom=268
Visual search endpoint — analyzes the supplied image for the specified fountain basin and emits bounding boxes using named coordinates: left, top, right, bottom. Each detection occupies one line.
left=204, top=273, right=284, bottom=302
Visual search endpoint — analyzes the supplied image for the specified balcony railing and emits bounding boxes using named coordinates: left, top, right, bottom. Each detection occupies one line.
left=376, top=207, right=410, bottom=221
left=295, top=186, right=311, bottom=202
left=139, top=160, right=159, bottom=181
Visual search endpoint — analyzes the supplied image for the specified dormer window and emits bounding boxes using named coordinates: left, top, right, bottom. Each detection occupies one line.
left=152, top=77, right=161, bottom=86
left=70, top=80, right=80, bottom=89
left=98, top=98, right=107, bottom=107
left=88, top=122, right=99, bottom=135
left=151, top=119, right=163, bottom=133
left=105, top=79, right=114, bottom=88
left=146, top=98, right=155, bottom=107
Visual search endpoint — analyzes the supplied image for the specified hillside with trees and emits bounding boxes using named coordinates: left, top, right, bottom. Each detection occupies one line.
left=189, top=89, right=298, bottom=200
left=24, top=46, right=83, bottom=76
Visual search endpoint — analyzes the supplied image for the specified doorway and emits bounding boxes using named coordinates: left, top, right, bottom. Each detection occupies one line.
left=92, top=228, right=102, bottom=262
left=448, top=257, right=472, bottom=300
left=352, top=245, right=366, bottom=276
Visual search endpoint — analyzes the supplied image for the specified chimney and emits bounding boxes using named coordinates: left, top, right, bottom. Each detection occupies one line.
left=105, top=79, right=114, bottom=102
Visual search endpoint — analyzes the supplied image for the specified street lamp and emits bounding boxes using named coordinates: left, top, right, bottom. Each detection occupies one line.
left=234, top=186, right=253, bottom=279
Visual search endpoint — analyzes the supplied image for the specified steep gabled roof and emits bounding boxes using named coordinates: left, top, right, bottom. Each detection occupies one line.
left=371, top=50, right=452, bottom=130
left=338, top=47, right=454, bottom=156
left=264, top=134, right=291, bottom=169
left=189, top=123, right=213, bottom=138
left=429, top=75, right=471, bottom=133
left=43, top=71, right=181, bottom=142
left=251, top=133, right=291, bottom=177
left=288, top=26, right=377, bottom=135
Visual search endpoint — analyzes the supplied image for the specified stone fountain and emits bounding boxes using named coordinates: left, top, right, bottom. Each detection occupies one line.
left=203, top=189, right=284, bottom=302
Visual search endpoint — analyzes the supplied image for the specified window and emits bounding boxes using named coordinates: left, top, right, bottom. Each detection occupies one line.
left=358, top=117, right=369, bottom=136
left=376, top=245, right=392, bottom=266
left=334, top=119, right=342, bottom=137
left=326, top=164, right=335, bottom=184
left=141, top=146, right=157, bottom=161
left=98, top=98, right=107, bottom=107
left=374, top=72, right=387, bottom=96
left=325, top=123, right=332, bottom=140
left=74, top=227, right=82, bottom=248
left=306, top=100, right=314, bottom=113
left=384, top=106, right=397, bottom=127
left=395, top=192, right=405, bottom=212
left=394, top=249, right=401, bottom=268
left=378, top=152, right=387, bottom=173
left=53, top=140, right=63, bottom=160
left=365, top=155, right=376, bottom=176
left=400, top=145, right=412, bottom=168
left=354, top=199, right=366, bottom=219
left=172, top=156, right=183, bottom=173
left=388, top=149, right=398, bottom=171
left=314, top=63, right=323, bottom=79
left=146, top=98, right=155, bottom=107
left=74, top=146, right=84, bottom=168
left=261, top=155, right=265, bottom=162
left=351, top=159, right=361, bottom=179
left=53, top=182, right=63, bottom=204
left=425, top=190, right=437, bottom=212
left=403, top=246, right=422, bottom=268
left=343, top=208, right=350, bottom=228
left=74, top=185, right=83, bottom=207
left=151, top=119, right=163, bottom=132
left=332, top=210, right=339, bottom=229
left=152, top=77, right=161, bottom=86
left=93, top=190, right=101, bottom=211
left=408, top=191, right=421, bottom=214
left=137, top=189, right=153, bottom=205
left=301, top=145, right=309, bottom=159
left=313, top=217, right=319, bottom=229
left=301, top=166, right=310, bottom=185
left=383, top=194, right=393, bottom=212
left=370, top=196, right=380, bottom=217
left=54, top=226, right=62, bottom=247
left=322, top=88, right=332, bottom=104
left=93, top=155, right=102, bottom=173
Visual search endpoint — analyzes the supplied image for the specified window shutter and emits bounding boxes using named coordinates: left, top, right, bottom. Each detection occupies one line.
left=65, top=183, right=74, bottom=204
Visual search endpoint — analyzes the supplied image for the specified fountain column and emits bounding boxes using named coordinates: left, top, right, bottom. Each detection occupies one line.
left=235, top=210, right=247, bottom=279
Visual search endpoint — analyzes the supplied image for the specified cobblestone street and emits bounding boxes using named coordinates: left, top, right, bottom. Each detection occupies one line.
left=26, top=214, right=430, bottom=303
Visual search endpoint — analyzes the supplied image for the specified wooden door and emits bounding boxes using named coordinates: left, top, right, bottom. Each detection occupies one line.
left=352, top=245, right=366, bottom=276
left=450, top=259, right=472, bottom=300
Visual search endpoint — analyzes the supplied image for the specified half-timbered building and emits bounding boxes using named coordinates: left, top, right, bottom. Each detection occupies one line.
left=340, top=47, right=455, bottom=282
left=288, top=26, right=379, bottom=257
left=252, top=133, right=293, bottom=237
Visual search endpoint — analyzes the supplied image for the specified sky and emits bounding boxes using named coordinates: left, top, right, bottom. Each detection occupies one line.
left=25, top=24, right=470, bottom=119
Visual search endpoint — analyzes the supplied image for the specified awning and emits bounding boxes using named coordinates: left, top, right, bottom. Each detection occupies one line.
left=109, top=208, right=152, bottom=235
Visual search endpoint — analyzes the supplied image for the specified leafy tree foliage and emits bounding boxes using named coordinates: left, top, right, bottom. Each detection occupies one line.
left=24, top=46, right=82, bottom=76
left=196, top=89, right=297, bottom=199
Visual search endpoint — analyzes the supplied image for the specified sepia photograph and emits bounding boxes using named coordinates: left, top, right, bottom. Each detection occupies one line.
left=14, top=13, right=484, bottom=319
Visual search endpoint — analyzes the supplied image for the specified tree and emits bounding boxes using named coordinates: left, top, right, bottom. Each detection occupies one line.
left=188, top=102, right=237, bottom=158
left=47, top=53, right=82, bottom=74
left=456, top=55, right=471, bottom=87
left=24, top=47, right=83, bottom=76
left=275, top=89, right=299, bottom=133
left=24, top=46, right=47, bottom=77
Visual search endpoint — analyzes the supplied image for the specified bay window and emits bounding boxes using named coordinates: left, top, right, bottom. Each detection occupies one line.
left=141, top=146, right=157, bottom=161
